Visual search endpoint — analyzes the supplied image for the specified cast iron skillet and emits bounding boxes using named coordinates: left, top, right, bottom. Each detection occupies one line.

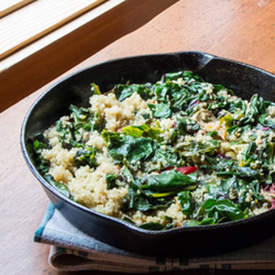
left=21, top=51, right=275, bottom=257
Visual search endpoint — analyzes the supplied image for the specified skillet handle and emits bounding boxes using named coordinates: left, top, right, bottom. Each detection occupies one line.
left=175, top=51, right=216, bottom=72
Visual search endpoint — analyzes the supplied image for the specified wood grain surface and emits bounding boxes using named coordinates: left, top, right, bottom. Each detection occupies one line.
left=0, top=0, right=275, bottom=274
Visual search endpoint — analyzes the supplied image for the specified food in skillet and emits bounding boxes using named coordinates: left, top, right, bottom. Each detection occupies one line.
left=31, top=71, right=275, bottom=229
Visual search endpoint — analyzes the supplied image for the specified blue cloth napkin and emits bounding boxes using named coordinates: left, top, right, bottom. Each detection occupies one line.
left=34, top=203, right=275, bottom=272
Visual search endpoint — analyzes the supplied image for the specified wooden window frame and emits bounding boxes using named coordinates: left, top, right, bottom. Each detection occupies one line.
left=0, top=0, right=36, bottom=18
left=0, top=0, right=178, bottom=112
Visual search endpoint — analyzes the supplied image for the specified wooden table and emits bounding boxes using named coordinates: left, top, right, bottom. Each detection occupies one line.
left=1, top=0, right=274, bottom=274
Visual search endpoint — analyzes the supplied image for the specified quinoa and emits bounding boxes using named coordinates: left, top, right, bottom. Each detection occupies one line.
left=31, top=71, right=275, bottom=230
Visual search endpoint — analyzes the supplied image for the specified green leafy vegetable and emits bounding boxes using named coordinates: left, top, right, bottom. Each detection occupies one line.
left=74, top=146, right=98, bottom=168
left=152, top=147, right=182, bottom=168
left=106, top=174, right=119, bottom=190
left=197, top=199, right=248, bottom=224
left=239, top=94, right=269, bottom=127
left=33, top=133, right=49, bottom=150
left=124, top=186, right=173, bottom=212
left=142, top=170, right=197, bottom=193
left=242, top=142, right=257, bottom=165
left=176, top=140, right=220, bottom=157
left=102, top=131, right=155, bottom=166
left=149, top=103, right=171, bottom=118
left=259, top=114, right=275, bottom=129
left=178, top=191, right=194, bottom=216
left=90, top=83, right=101, bottom=95
left=177, top=117, right=200, bottom=134
left=122, top=124, right=163, bottom=141
left=114, top=84, right=153, bottom=101
left=31, top=134, right=50, bottom=174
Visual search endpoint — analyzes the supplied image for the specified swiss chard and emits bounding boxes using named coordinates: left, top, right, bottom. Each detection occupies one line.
left=90, top=83, right=101, bottom=95
left=124, top=185, right=173, bottom=212
left=197, top=198, right=248, bottom=224
left=239, top=94, right=269, bottom=127
left=114, top=83, right=153, bottom=101
left=259, top=114, right=275, bottom=129
left=142, top=170, right=197, bottom=193
left=149, top=103, right=171, bottom=118
left=106, top=174, right=119, bottom=190
left=178, top=191, right=194, bottom=216
left=33, top=133, right=50, bottom=150
left=69, top=105, right=90, bottom=127
left=102, top=131, right=155, bottom=167
left=74, top=146, right=98, bottom=168
left=31, top=134, right=50, bottom=174
left=163, top=70, right=203, bottom=83
left=122, top=124, right=163, bottom=141
left=177, top=117, right=200, bottom=134
left=242, top=142, right=257, bottom=165
left=176, top=140, right=220, bottom=158
left=151, top=147, right=182, bottom=169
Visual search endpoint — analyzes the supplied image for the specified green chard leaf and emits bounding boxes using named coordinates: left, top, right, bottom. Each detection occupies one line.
left=121, top=165, right=135, bottom=183
left=163, top=71, right=184, bottom=81
left=178, top=191, right=194, bottom=216
left=216, top=166, right=258, bottom=178
left=122, top=124, right=163, bottom=141
left=239, top=94, right=268, bottom=127
left=177, top=117, right=200, bottom=134
left=142, top=170, right=197, bottom=193
left=106, top=174, right=119, bottom=190
left=32, top=133, right=50, bottom=151
left=69, top=104, right=90, bottom=125
left=259, top=114, right=275, bottom=129
left=102, top=131, right=155, bottom=166
left=29, top=134, right=50, bottom=174
left=149, top=103, right=171, bottom=118
left=124, top=186, right=173, bottom=212
left=198, top=198, right=248, bottom=224
left=242, top=142, right=257, bottom=165
left=114, top=83, right=153, bottom=101
left=74, top=146, right=98, bottom=168
left=90, top=83, right=101, bottom=95
left=176, top=139, right=220, bottom=157
left=152, top=147, right=182, bottom=168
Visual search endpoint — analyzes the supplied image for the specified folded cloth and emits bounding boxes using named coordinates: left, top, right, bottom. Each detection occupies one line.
left=35, top=203, right=275, bottom=272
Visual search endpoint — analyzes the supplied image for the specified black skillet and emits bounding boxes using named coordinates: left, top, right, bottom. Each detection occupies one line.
left=21, top=51, right=275, bottom=257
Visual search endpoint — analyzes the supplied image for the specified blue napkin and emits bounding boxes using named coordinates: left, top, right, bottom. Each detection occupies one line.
left=34, top=203, right=275, bottom=272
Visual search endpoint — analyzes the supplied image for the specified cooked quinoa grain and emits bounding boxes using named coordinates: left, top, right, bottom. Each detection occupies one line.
left=31, top=71, right=275, bottom=230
